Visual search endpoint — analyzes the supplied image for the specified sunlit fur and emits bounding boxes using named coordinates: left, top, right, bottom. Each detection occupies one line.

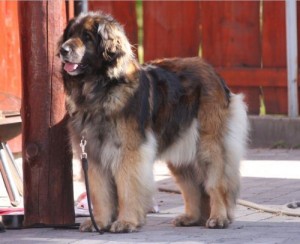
left=59, top=12, right=249, bottom=233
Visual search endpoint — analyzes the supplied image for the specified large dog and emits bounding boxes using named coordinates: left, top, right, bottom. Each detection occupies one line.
left=59, top=12, right=248, bottom=233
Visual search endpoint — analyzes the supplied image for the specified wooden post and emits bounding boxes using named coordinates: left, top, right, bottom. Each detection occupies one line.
left=19, top=0, right=75, bottom=226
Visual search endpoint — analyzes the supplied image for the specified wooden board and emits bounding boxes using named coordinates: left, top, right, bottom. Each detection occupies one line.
left=218, top=68, right=287, bottom=87
left=19, top=0, right=74, bottom=226
left=262, top=1, right=286, bottom=68
left=89, top=1, right=138, bottom=53
left=0, top=2, right=22, bottom=152
left=262, top=1, right=287, bottom=114
left=0, top=1, right=22, bottom=100
left=201, top=1, right=261, bottom=114
left=201, top=1, right=261, bottom=68
left=143, top=1, right=201, bottom=61
left=219, top=68, right=288, bottom=115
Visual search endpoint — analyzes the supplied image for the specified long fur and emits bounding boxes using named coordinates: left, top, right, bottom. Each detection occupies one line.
left=58, top=11, right=249, bottom=233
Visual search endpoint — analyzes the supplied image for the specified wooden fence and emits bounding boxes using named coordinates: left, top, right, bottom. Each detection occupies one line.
left=1, top=1, right=299, bottom=116
left=90, top=1, right=299, bottom=115
left=0, top=0, right=299, bottom=226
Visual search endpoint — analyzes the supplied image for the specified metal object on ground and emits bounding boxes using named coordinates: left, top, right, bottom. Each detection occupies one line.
left=1, top=214, right=24, bottom=229
left=0, top=111, right=22, bottom=206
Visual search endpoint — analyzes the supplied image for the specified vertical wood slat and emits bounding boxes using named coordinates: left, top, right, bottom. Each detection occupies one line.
left=89, top=1, right=138, bottom=51
left=143, top=1, right=200, bottom=62
left=0, top=1, right=22, bottom=99
left=262, top=2, right=286, bottom=67
left=19, top=0, right=74, bottom=226
left=201, top=1, right=261, bottom=68
left=201, top=1, right=261, bottom=114
left=262, top=1, right=287, bottom=114
left=66, top=0, right=74, bottom=20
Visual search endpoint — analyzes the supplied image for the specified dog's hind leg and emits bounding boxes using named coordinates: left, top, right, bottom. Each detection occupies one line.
left=197, top=102, right=231, bottom=228
left=201, top=141, right=230, bottom=229
left=201, top=94, right=248, bottom=228
left=79, top=162, right=117, bottom=232
left=167, top=163, right=208, bottom=226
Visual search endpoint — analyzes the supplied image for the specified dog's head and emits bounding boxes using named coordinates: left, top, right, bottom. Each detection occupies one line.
left=58, top=12, right=133, bottom=77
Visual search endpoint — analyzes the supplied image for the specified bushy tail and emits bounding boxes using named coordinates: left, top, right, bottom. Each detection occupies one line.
left=223, top=94, right=249, bottom=206
left=224, top=94, right=249, bottom=166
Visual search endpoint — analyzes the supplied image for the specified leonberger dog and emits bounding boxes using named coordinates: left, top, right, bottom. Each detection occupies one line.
left=58, top=12, right=248, bottom=233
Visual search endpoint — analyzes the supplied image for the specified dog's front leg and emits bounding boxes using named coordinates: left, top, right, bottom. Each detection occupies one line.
left=80, top=162, right=117, bottom=232
left=110, top=149, right=155, bottom=233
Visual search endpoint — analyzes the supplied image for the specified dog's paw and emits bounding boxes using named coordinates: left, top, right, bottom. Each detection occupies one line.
left=172, top=214, right=200, bottom=227
left=109, top=220, right=139, bottom=233
left=206, top=216, right=230, bottom=229
left=79, top=219, right=106, bottom=232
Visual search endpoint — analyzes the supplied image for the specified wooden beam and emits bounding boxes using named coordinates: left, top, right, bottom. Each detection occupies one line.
left=19, top=0, right=74, bottom=226
left=217, top=68, right=289, bottom=87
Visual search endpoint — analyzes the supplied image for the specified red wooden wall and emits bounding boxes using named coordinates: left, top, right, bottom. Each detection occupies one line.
left=0, top=0, right=298, bottom=226
left=1, top=1, right=299, bottom=116
left=90, top=1, right=299, bottom=115
left=1, top=0, right=300, bottom=154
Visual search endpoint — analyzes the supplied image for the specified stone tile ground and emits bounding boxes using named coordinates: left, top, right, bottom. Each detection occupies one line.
left=1, top=149, right=300, bottom=243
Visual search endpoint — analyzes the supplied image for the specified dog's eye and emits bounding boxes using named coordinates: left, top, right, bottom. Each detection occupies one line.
left=83, top=31, right=93, bottom=42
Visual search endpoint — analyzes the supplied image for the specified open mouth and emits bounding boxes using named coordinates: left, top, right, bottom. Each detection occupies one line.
left=63, top=62, right=87, bottom=74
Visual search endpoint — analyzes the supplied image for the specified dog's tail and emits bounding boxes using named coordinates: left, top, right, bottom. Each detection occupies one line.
left=222, top=93, right=249, bottom=219
left=224, top=94, right=249, bottom=164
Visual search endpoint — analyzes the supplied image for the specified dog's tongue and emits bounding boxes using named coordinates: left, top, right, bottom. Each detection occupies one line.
left=64, top=62, right=79, bottom=72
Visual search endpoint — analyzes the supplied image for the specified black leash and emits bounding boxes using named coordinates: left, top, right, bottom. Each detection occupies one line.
left=80, top=137, right=104, bottom=234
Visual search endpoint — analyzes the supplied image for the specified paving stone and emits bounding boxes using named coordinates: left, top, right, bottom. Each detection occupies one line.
left=2, top=149, right=300, bottom=243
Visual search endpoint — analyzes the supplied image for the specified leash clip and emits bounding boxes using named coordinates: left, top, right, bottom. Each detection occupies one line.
left=80, top=136, right=87, bottom=159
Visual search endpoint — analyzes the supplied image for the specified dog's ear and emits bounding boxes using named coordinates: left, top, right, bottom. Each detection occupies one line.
left=98, top=21, right=126, bottom=62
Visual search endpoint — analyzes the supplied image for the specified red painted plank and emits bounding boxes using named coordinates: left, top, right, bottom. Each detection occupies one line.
left=262, top=1, right=286, bottom=68
left=262, top=1, right=287, bottom=115
left=218, top=68, right=287, bottom=87
left=19, top=0, right=74, bottom=226
left=143, top=1, right=200, bottom=61
left=4, top=1, right=22, bottom=99
left=0, top=1, right=22, bottom=103
left=218, top=68, right=291, bottom=115
left=0, top=2, right=22, bottom=152
left=263, top=88, right=287, bottom=114
left=89, top=1, right=138, bottom=51
left=219, top=68, right=286, bottom=114
left=201, top=1, right=261, bottom=68
left=66, top=0, right=74, bottom=20
left=231, top=87, right=261, bottom=115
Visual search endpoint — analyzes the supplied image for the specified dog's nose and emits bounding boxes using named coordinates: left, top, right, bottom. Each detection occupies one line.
left=60, top=45, right=71, bottom=56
